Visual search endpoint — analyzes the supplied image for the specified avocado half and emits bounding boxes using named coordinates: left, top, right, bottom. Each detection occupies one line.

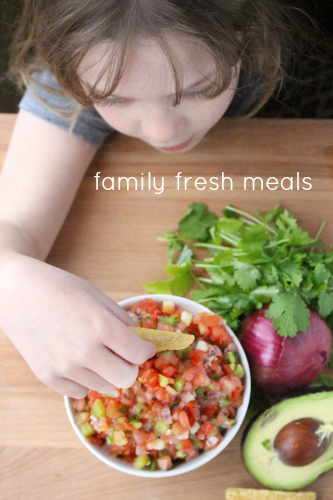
left=242, top=388, right=333, bottom=490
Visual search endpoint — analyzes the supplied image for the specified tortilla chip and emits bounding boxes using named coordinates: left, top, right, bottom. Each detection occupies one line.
left=129, top=326, right=195, bottom=352
left=225, top=489, right=316, bottom=500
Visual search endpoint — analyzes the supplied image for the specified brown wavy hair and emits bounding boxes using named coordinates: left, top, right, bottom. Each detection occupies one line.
left=9, top=0, right=300, bottom=118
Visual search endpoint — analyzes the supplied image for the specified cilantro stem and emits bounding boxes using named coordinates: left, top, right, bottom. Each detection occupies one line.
left=315, top=221, right=326, bottom=241
left=190, top=270, right=205, bottom=289
left=192, top=243, right=239, bottom=251
left=225, top=205, right=277, bottom=236
left=265, top=239, right=290, bottom=249
left=219, top=231, right=240, bottom=247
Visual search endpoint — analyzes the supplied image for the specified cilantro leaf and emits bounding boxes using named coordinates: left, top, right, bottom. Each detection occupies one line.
left=265, top=292, right=310, bottom=337
left=234, top=262, right=261, bottom=291
left=143, top=261, right=193, bottom=296
left=318, top=291, right=333, bottom=318
left=178, top=203, right=217, bottom=241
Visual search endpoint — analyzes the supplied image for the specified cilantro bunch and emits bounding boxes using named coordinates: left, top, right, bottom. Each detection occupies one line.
left=144, top=203, right=333, bottom=337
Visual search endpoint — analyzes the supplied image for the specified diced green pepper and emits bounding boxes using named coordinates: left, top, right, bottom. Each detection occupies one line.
left=148, top=458, right=158, bottom=471
left=128, top=415, right=140, bottom=422
left=234, top=364, right=244, bottom=378
left=195, top=386, right=205, bottom=396
left=132, top=421, right=143, bottom=429
left=176, top=442, right=183, bottom=450
left=178, top=346, right=192, bottom=360
left=228, top=351, right=237, bottom=364
left=155, top=420, right=170, bottom=435
left=173, top=375, right=185, bottom=392
left=133, top=455, right=151, bottom=470
left=190, top=438, right=203, bottom=450
left=91, top=399, right=106, bottom=419
left=175, top=451, right=187, bottom=459
left=119, top=406, right=128, bottom=414
left=117, top=417, right=127, bottom=423
left=159, top=315, right=180, bottom=326
left=106, top=435, right=114, bottom=445
left=134, top=402, right=146, bottom=415
left=159, top=374, right=169, bottom=388
left=80, top=422, right=95, bottom=437
left=218, top=397, right=231, bottom=408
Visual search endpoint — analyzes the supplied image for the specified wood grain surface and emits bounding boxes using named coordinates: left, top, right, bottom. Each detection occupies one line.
left=1, top=115, right=333, bottom=500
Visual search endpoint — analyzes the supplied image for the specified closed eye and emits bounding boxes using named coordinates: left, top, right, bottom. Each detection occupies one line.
left=95, top=85, right=213, bottom=107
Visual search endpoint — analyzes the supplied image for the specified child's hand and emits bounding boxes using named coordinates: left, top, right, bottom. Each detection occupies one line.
left=0, top=253, right=156, bottom=398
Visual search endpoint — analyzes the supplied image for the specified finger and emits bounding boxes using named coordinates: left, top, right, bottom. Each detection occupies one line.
left=98, top=310, right=156, bottom=365
left=70, top=367, right=116, bottom=394
left=88, top=286, right=138, bottom=326
left=89, top=346, right=139, bottom=389
left=49, top=377, right=89, bottom=399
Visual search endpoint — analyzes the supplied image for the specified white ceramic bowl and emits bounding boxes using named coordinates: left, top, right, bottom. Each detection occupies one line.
left=64, top=294, right=251, bottom=477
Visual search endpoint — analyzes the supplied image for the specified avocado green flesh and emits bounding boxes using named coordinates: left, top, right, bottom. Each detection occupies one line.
left=243, top=391, right=333, bottom=490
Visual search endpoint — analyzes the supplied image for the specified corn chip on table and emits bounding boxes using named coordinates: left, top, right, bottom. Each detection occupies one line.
left=1, top=115, right=333, bottom=500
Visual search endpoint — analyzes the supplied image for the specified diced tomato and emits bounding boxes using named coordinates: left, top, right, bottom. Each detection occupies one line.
left=210, top=325, right=229, bottom=342
left=202, top=422, right=215, bottom=436
left=210, top=360, right=223, bottom=376
left=142, top=318, right=157, bottom=329
left=151, top=401, right=163, bottom=413
left=106, top=400, right=128, bottom=419
left=178, top=410, right=191, bottom=431
left=139, top=369, right=160, bottom=389
left=182, top=438, right=192, bottom=450
left=192, top=312, right=209, bottom=324
left=162, top=364, right=177, bottom=377
left=223, top=364, right=233, bottom=374
left=172, top=421, right=186, bottom=436
left=205, top=315, right=224, bottom=327
left=157, top=455, right=172, bottom=471
left=133, top=430, right=154, bottom=445
left=86, top=436, right=104, bottom=446
left=87, top=390, right=102, bottom=408
left=203, top=403, right=218, bottom=420
left=232, top=387, right=243, bottom=401
left=185, top=401, right=201, bottom=426
left=189, top=350, right=204, bottom=365
left=154, top=387, right=169, bottom=403
left=141, top=359, right=155, bottom=371
left=135, top=298, right=157, bottom=312
left=191, top=372, right=209, bottom=389
left=182, top=364, right=205, bottom=381
left=152, top=309, right=162, bottom=320
left=155, top=352, right=179, bottom=370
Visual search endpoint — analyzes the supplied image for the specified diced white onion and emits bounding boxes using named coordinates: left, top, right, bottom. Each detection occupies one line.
left=206, top=436, right=219, bottom=447
left=181, top=391, right=195, bottom=403
left=190, top=422, right=200, bottom=434
left=196, top=340, right=209, bottom=352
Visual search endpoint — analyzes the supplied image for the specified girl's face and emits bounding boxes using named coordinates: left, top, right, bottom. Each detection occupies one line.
left=80, top=36, right=240, bottom=153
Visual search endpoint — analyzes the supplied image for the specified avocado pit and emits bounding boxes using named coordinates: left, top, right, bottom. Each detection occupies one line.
left=274, top=418, right=331, bottom=466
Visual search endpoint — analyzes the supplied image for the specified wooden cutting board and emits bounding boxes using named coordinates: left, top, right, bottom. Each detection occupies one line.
left=1, top=115, right=333, bottom=500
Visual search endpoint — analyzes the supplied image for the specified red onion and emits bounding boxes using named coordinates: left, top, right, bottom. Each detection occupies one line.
left=241, top=306, right=332, bottom=395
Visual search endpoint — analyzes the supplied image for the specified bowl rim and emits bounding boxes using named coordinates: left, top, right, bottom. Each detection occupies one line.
left=64, top=293, right=251, bottom=477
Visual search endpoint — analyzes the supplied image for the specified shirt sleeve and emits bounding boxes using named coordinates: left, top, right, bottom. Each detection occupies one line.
left=18, top=70, right=115, bottom=148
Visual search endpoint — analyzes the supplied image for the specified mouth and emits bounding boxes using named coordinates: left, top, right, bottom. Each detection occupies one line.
left=156, top=136, right=193, bottom=152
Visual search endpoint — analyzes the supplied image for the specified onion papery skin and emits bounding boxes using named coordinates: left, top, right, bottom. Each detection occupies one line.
left=240, top=307, right=332, bottom=395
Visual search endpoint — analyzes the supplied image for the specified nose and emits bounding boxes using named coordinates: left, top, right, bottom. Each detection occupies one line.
left=141, top=107, right=185, bottom=145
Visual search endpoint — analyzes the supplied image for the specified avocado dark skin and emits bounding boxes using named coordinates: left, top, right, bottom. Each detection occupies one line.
left=241, top=388, right=333, bottom=490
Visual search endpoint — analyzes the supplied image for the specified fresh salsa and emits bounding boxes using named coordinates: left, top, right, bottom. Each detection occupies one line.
left=72, top=298, right=245, bottom=471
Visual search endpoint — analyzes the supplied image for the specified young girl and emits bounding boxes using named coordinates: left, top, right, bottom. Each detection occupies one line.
left=2, top=0, right=295, bottom=398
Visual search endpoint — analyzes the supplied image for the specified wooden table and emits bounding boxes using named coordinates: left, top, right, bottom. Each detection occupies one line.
left=1, top=115, right=333, bottom=500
